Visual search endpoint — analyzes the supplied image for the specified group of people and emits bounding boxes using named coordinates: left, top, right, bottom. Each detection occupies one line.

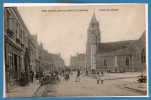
left=60, top=69, right=105, bottom=85
left=96, top=72, right=104, bottom=84
left=36, top=71, right=61, bottom=85
left=63, top=69, right=82, bottom=82
left=25, top=69, right=105, bottom=86
left=56, top=69, right=81, bottom=82
left=19, top=70, right=35, bottom=86
left=75, top=70, right=104, bottom=84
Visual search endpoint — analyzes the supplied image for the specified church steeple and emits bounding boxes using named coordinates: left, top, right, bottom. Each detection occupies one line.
left=89, top=11, right=99, bottom=26
left=86, top=11, right=101, bottom=71
left=87, top=12, right=101, bottom=44
left=91, top=12, right=97, bottom=23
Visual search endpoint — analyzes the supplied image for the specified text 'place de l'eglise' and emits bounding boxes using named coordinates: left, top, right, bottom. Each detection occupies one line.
left=4, top=7, right=146, bottom=97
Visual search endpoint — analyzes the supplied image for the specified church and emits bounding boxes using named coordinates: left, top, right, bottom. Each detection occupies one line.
left=86, top=13, right=146, bottom=73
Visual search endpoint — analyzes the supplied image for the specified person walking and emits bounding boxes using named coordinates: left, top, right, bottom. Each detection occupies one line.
left=86, top=70, right=88, bottom=76
left=75, top=69, right=80, bottom=82
left=30, top=70, right=34, bottom=83
left=101, top=72, right=104, bottom=76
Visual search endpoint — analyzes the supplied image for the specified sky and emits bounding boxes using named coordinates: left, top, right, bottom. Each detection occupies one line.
left=14, top=4, right=146, bottom=65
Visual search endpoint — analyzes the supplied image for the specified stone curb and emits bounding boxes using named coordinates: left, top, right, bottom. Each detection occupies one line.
left=32, top=85, right=47, bottom=97
left=88, top=75, right=137, bottom=80
left=32, top=83, right=57, bottom=97
left=105, top=76, right=137, bottom=80
left=124, top=86, right=147, bottom=94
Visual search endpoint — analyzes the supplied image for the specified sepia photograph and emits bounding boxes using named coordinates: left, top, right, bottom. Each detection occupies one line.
left=4, top=3, right=148, bottom=97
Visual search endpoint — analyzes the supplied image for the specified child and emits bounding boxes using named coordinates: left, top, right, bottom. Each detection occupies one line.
left=100, top=72, right=104, bottom=84
left=96, top=72, right=100, bottom=84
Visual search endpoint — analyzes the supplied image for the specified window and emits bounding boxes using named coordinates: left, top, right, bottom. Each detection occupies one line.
left=126, top=56, right=129, bottom=66
left=16, top=22, right=20, bottom=39
left=4, top=9, right=10, bottom=32
left=104, top=59, right=107, bottom=66
left=141, top=48, right=146, bottom=63
left=8, top=13, right=16, bottom=34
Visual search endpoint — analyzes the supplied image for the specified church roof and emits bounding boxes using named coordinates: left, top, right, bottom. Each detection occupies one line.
left=97, top=31, right=146, bottom=56
left=98, top=40, right=136, bottom=54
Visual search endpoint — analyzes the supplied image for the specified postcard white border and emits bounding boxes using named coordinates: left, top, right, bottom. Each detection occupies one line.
left=3, top=3, right=149, bottom=98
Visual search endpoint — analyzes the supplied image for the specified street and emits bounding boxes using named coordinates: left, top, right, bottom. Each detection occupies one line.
left=7, top=72, right=147, bottom=97
left=45, top=73, right=146, bottom=97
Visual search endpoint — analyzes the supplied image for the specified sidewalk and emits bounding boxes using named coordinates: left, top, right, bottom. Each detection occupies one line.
left=6, top=80, right=40, bottom=97
left=124, top=82, right=147, bottom=94
left=88, top=72, right=140, bottom=80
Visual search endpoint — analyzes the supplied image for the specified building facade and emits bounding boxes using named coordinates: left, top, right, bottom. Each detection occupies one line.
left=51, top=53, right=65, bottom=71
left=70, top=53, right=86, bottom=70
left=4, top=7, right=31, bottom=87
left=28, top=34, right=38, bottom=74
left=31, top=34, right=40, bottom=73
left=38, top=44, right=65, bottom=73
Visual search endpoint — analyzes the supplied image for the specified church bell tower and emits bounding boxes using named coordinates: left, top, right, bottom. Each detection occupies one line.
left=86, top=12, right=101, bottom=72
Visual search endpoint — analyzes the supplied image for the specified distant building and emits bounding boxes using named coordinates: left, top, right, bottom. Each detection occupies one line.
left=38, top=44, right=65, bottom=73
left=70, top=53, right=86, bottom=70
left=50, top=53, right=65, bottom=71
left=38, top=43, right=54, bottom=73
left=31, top=34, right=40, bottom=73
left=28, top=34, right=39, bottom=74
left=86, top=13, right=146, bottom=73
